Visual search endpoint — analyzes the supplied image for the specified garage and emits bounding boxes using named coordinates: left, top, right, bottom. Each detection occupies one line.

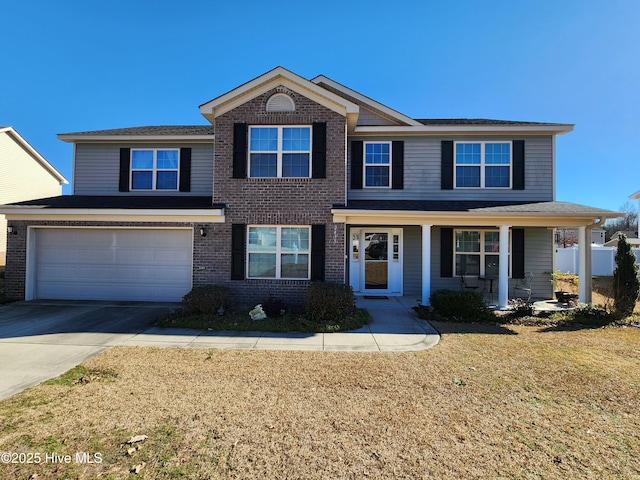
left=30, top=228, right=193, bottom=302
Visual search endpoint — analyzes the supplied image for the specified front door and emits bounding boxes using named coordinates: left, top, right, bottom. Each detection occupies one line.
left=364, top=232, right=389, bottom=290
left=349, top=228, right=403, bottom=295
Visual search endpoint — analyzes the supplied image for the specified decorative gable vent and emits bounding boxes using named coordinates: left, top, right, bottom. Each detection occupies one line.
left=266, top=93, right=295, bottom=112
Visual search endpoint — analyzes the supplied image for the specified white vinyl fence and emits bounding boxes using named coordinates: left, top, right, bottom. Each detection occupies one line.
left=556, top=246, right=640, bottom=276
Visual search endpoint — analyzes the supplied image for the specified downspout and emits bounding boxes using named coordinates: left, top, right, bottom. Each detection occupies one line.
left=584, top=216, right=607, bottom=303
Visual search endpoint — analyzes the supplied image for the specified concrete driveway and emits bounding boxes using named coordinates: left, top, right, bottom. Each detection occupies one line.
left=0, top=301, right=178, bottom=400
left=0, top=297, right=440, bottom=401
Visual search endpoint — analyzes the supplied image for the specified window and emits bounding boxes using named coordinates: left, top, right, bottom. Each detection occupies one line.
left=455, top=142, right=511, bottom=188
left=131, top=149, right=179, bottom=190
left=247, top=226, right=310, bottom=279
left=364, top=142, right=391, bottom=187
left=455, top=230, right=509, bottom=277
left=249, top=126, right=311, bottom=178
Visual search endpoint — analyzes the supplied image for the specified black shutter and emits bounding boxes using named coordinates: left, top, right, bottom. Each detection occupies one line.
left=351, top=141, right=363, bottom=189
left=440, top=228, right=453, bottom=278
left=179, top=148, right=191, bottom=192
left=441, top=141, right=454, bottom=190
left=231, top=224, right=246, bottom=280
left=391, top=141, right=404, bottom=189
left=512, top=228, right=525, bottom=279
left=312, top=122, right=326, bottom=178
left=512, top=140, right=525, bottom=190
left=233, top=122, right=248, bottom=179
left=311, top=224, right=326, bottom=281
left=119, top=148, right=130, bottom=192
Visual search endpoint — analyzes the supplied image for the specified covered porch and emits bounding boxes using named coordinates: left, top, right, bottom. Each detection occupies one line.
left=333, top=201, right=622, bottom=308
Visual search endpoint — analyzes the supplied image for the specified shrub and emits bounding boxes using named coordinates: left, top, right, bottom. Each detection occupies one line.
left=507, top=298, right=535, bottom=318
left=182, top=285, right=232, bottom=315
left=613, top=234, right=640, bottom=319
left=261, top=296, right=286, bottom=318
left=428, top=289, right=494, bottom=322
left=306, top=282, right=355, bottom=323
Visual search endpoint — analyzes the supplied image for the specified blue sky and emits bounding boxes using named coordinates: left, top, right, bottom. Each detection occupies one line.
left=1, top=0, right=638, bottom=213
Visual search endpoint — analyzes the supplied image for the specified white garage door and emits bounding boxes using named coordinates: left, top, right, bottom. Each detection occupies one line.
left=33, top=228, right=193, bottom=302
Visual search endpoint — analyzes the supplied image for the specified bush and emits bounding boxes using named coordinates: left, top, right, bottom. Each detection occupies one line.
left=507, top=298, right=535, bottom=318
left=182, top=285, right=232, bottom=315
left=306, top=282, right=355, bottom=323
left=428, top=289, right=494, bottom=322
left=613, top=234, right=640, bottom=319
left=261, top=295, right=286, bottom=318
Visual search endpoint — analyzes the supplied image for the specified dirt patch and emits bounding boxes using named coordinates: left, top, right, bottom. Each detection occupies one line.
left=1, top=326, right=639, bottom=479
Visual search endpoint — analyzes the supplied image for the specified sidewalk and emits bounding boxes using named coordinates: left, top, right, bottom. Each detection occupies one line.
left=121, top=296, right=441, bottom=352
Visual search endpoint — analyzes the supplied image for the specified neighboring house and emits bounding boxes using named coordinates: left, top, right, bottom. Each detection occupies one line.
left=0, top=127, right=68, bottom=265
left=630, top=189, right=640, bottom=239
left=555, top=227, right=606, bottom=247
left=603, top=230, right=640, bottom=248
left=0, top=67, right=622, bottom=306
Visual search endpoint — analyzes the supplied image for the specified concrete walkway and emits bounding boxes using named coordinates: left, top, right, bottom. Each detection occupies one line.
left=128, top=296, right=440, bottom=352
left=0, top=297, right=439, bottom=400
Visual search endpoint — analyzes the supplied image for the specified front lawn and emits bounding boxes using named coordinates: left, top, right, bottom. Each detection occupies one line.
left=1, top=324, right=638, bottom=479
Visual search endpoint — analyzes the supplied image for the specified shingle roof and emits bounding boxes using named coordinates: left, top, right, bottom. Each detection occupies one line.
left=59, top=126, right=215, bottom=136
left=2, top=195, right=224, bottom=210
left=333, top=200, right=620, bottom=216
left=415, top=119, right=560, bottom=126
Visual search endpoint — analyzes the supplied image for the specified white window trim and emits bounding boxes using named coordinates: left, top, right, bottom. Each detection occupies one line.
left=246, top=225, right=311, bottom=280
left=248, top=126, right=312, bottom=178
left=454, top=229, right=511, bottom=277
left=454, top=141, right=511, bottom=189
left=130, top=148, right=180, bottom=191
left=363, top=141, right=392, bottom=189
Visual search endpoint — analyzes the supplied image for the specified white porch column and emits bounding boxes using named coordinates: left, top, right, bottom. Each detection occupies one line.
left=578, top=226, right=588, bottom=302
left=498, top=225, right=510, bottom=308
left=421, top=224, right=432, bottom=306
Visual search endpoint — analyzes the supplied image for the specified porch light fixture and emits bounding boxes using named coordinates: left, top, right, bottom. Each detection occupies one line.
left=199, top=227, right=207, bottom=237
left=7, top=225, right=17, bottom=235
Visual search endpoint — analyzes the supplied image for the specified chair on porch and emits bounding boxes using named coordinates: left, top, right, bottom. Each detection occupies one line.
left=460, top=273, right=480, bottom=291
left=513, top=272, right=534, bottom=301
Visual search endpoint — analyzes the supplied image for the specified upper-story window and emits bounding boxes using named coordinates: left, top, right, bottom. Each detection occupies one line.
left=131, top=149, right=179, bottom=190
left=455, top=142, right=511, bottom=188
left=364, top=142, right=391, bottom=188
left=249, top=126, right=311, bottom=178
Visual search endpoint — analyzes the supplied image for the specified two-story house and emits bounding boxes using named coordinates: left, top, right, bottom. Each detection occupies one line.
left=1, top=67, right=620, bottom=307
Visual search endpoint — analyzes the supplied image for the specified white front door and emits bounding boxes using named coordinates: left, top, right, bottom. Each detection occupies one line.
left=349, top=228, right=403, bottom=295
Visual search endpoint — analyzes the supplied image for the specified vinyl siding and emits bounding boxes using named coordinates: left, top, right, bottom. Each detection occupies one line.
left=0, top=131, right=64, bottom=264
left=356, top=106, right=402, bottom=126
left=73, top=143, right=214, bottom=195
left=348, top=136, right=553, bottom=202
left=412, top=227, right=553, bottom=300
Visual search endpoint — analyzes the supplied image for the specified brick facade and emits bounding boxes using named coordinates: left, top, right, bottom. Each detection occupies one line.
left=206, top=88, right=347, bottom=304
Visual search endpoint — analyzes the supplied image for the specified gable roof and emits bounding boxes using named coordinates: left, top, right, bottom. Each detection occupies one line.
left=0, top=127, right=68, bottom=184
left=311, top=75, right=422, bottom=127
left=199, top=66, right=360, bottom=130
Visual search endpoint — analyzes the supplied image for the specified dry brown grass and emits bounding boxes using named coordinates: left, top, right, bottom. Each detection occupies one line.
left=1, top=325, right=639, bottom=479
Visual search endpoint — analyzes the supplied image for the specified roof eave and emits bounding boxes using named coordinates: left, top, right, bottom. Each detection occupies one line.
left=331, top=208, right=621, bottom=227
left=353, top=124, right=575, bottom=136
left=57, top=134, right=215, bottom=143
left=198, top=67, right=359, bottom=128
left=2, top=127, right=69, bottom=184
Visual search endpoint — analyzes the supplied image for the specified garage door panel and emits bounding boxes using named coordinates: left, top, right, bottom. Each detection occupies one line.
left=34, top=229, right=193, bottom=302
